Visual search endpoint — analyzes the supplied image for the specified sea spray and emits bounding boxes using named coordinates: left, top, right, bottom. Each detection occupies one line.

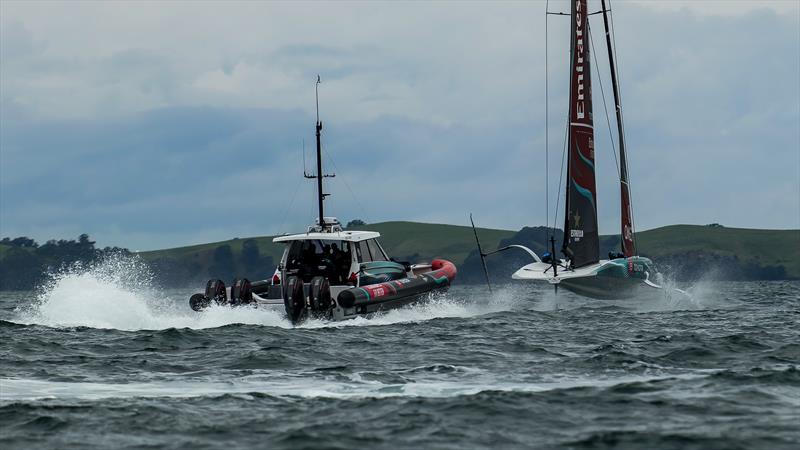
left=14, top=254, right=287, bottom=330
left=12, top=256, right=519, bottom=331
left=16, top=253, right=158, bottom=329
left=298, top=287, right=520, bottom=329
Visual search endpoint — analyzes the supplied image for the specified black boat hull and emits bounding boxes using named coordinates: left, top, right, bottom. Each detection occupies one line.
left=188, top=259, right=457, bottom=324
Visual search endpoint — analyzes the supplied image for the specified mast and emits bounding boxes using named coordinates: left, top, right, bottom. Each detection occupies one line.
left=562, top=0, right=600, bottom=268
left=601, top=0, right=635, bottom=257
left=305, top=75, right=334, bottom=230
left=315, top=75, right=325, bottom=229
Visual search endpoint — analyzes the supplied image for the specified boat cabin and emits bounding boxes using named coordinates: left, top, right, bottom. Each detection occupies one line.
left=272, top=217, right=402, bottom=287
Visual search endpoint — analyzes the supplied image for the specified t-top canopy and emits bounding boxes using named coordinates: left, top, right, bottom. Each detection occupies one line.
left=273, top=230, right=380, bottom=244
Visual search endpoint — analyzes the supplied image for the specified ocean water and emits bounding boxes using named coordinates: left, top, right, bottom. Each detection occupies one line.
left=1, top=258, right=798, bottom=449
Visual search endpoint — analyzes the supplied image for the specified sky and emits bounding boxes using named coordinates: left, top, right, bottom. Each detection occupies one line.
left=1, top=0, right=798, bottom=251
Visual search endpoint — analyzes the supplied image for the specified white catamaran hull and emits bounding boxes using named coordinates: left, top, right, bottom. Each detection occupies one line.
left=512, top=257, right=666, bottom=300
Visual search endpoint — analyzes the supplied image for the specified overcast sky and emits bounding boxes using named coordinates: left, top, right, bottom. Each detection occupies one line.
left=1, top=0, right=798, bottom=250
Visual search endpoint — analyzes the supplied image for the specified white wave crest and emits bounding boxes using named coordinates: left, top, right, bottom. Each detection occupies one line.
left=298, top=287, right=518, bottom=329
left=0, top=371, right=710, bottom=402
left=12, top=256, right=517, bottom=331
left=14, top=255, right=287, bottom=330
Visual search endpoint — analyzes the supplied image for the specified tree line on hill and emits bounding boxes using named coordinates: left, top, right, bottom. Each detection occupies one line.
left=0, top=235, right=131, bottom=290
left=147, top=239, right=274, bottom=288
left=0, top=235, right=274, bottom=291
left=0, top=221, right=375, bottom=290
left=1, top=225, right=793, bottom=290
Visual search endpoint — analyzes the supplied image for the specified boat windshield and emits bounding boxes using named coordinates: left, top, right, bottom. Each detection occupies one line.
left=354, top=239, right=389, bottom=263
left=284, top=239, right=352, bottom=284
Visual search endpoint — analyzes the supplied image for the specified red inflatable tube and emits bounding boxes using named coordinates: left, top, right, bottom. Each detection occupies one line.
left=337, top=259, right=457, bottom=308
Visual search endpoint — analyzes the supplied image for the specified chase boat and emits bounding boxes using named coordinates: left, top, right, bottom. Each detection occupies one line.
left=189, top=78, right=456, bottom=323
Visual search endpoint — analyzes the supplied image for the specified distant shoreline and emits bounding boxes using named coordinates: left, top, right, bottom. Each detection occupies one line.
left=2, top=222, right=798, bottom=290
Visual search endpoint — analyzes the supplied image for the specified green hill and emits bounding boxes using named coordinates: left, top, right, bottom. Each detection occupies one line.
left=636, top=225, right=800, bottom=277
left=136, top=222, right=799, bottom=284
left=137, top=221, right=516, bottom=284
left=343, top=221, right=515, bottom=265
left=459, top=224, right=799, bottom=283
left=139, top=221, right=516, bottom=268
left=3, top=222, right=797, bottom=289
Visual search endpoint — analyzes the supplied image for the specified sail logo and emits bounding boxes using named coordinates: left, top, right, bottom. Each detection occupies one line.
left=575, top=0, right=585, bottom=120
left=624, top=224, right=633, bottom=241
left=570, top=211, right=584, bottom=239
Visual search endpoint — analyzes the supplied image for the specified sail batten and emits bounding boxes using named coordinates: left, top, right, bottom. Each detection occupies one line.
left=562, top=0, right=600, bottom=268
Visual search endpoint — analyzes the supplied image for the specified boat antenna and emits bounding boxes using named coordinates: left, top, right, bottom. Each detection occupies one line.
left=470, top=214, right=492, bottom=293
left=305, top=75, right=335, bottom=230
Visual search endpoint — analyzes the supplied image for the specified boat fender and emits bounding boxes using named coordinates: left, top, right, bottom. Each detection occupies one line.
left=337, top=259, right=458, bottom=308
left=430, top=259, right=458, bottom=281
left=309, top=276, right=333, bottom=318
left=284, top=276, right=307, bottom=324
left=231, top=278, right=254, bottom=306
left=205, top=279, right=227, bottom=305
left=189, top=293, right=210, bottom=311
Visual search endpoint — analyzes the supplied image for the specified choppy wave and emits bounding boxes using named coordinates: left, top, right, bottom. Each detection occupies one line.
left=0, top=371, right=712, bottom=402
left=12, top=256, right=286, bottom=330
left=11, top=255, right=521, bottom=331
left=2, top=278, right=798, bottom=450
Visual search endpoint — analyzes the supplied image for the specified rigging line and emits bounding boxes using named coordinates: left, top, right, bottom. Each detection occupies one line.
left=608, top=0, right=628, bottom=164
left=545, top=0, right=549, bottom=242
left=589, top=26, right=621, bottom=179
left=323, top=146, right=372, bottom=225
left=553, top=111, right=569, bottom=234
left=551, top=1, right=571, bottom=238
left=608, top=0, right=638, bottom=242
left=276, top=176, right=304, bottom=235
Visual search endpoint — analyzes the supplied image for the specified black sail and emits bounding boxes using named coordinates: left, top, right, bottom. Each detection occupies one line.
left=562, top=0, right=600, bottom=268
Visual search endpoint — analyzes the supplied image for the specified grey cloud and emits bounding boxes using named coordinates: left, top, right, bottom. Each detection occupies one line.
left=0, top=1, right=798, bottom=249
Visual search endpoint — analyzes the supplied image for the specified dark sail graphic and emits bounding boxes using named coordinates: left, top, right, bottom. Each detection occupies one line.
left=562, top=0, right=599, bottom=268
left=620, top=152, right=635, bottom=257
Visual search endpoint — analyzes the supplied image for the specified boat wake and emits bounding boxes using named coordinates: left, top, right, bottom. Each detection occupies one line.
left=12, top=256, right=517, bottom=331
left=525, top=275, right=727, bottom=313
left=12, top=256, right=284, bottom=331
left=299, top=287, right=519, bottom=329
left=0, top=370, right=710, bottom=402
left=12, top=254, right=725, bottom=332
